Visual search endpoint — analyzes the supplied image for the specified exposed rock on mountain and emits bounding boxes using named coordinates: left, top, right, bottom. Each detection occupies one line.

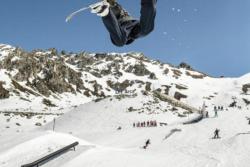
left=186, top=71, right=205, bottom=79
left=178, top=62, right=192, bottom=70
left=0, top=44, right=249, bottom=112
left=125, top=62, right=151, bottom=76
left=175, top=84, right=188, bottom=90
left=174, top=92, right=187, bottom=100
left=0, top=82, right=9, bottom=99
left=242, top=83, right=250, bottom=93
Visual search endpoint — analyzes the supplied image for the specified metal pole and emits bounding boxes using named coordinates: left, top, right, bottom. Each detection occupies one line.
left=53, top=118, right=56, bottom=131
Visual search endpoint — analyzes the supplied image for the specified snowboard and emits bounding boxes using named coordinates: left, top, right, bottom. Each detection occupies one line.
left=211, top=137, right=221, bottom=139
left=65, top=1, right=110, bottom=22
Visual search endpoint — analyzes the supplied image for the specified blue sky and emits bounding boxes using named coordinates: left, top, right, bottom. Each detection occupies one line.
left=0, top=0, right=249, bottom=77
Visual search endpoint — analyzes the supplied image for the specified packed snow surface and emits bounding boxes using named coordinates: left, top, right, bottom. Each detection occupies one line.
left=0, top=96, right=250, bottom=167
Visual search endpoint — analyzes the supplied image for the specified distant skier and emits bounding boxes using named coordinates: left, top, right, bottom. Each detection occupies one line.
left=214, top=110, right=218, bottom=117
left=213, top=128, right=220, bottom=139
left=154, top=120, right=157, bottom=127
left=143, top=139, right=151, bottom=149
left=91, top=0, right=157, bottom=47
left=206, top=112, right=209, bottom=118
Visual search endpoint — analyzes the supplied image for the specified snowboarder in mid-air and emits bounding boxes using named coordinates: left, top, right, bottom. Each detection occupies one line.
left=91, top=0, right=157, bottom=47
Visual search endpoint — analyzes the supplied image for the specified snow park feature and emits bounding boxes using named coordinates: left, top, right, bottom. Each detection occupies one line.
left=20, top=141, right=79, bottom=167
left=0, top=45, right=250, bottom=167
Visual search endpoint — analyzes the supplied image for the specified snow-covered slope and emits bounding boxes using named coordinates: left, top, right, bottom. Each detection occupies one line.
left=0, top=45, right=249, bottom=112
left=0, top=44, right=250, bottom=167
left=0, top=44, right=249, bottom=128
left=0, top=44, right=15, bottom=61
left=0, top=96, right=249, bottom=167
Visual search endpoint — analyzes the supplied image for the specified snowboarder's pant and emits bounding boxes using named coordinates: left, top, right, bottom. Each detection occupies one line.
left=214, top=133, right=219, bottom=139
left=102, top=0, right=157, bottom=46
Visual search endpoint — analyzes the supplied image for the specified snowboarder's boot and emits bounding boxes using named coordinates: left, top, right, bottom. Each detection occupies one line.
left=90, top=0, right=129, bottom=18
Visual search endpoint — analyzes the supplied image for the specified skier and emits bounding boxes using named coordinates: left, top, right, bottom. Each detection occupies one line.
left=154, top=120, right=157, bottom=127
left=206, top=112, right=209, bottom=118
left=213, top=128, right=220, bottom=139
left=91, top=0, right=157, bottom=47
left=214, top=109, right=218, bottom=117
left=137, top=122, right=140, bottom=128
left=143, top=139, right=151, bottom=149
left=246, top=117, right=250, bottom=124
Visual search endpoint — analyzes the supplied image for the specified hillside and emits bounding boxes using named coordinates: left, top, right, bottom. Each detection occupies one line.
left=1, top=44, right=249, bottom=110
left=0, top=44, right=250, bottom=167
left=0, top=95, right=250, bottom=167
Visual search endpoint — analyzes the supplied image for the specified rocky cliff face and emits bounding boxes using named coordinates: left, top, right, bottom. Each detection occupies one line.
left=0, top=44, right=249, bottom=112
left=0, top=81, right=9, bottom=99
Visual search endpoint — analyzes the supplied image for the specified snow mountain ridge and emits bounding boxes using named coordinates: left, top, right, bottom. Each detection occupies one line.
left=0, top=44, right=249, bottom=113
left=0, top=44, right=250, bottom=167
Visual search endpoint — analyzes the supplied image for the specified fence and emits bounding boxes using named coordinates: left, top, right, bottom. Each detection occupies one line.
left=21, top=141, right=79, bottom=167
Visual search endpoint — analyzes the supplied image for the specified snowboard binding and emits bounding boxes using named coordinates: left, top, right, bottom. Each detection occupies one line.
left=90, top=1, right=110, bottom=17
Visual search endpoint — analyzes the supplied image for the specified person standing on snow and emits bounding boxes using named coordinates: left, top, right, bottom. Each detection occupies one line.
left=214, top=107, right=218, bottom=117
left=143, top=139, right=151, bottom=149
left=91, top=0, right=157, bottom=47
left=213, top=128, right=220, bottom=139
left=206, top=112, right=209, bottom=118
left=215, top=110, right=218, bottom=117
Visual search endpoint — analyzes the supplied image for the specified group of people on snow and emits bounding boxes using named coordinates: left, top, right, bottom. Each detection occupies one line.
left=133, top=120, right=157, bottom=128
left=214, top=106, right=224, bottom=111
left=201, top=104, right=225, bottom=118
left=213, top=106, right=224, bottom=117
